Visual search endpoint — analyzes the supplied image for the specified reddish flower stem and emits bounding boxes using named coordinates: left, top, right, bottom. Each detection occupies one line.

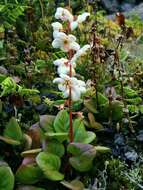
left=69, top=51, right=73, bottom=142
left=66, top=10, right=74, bottom=142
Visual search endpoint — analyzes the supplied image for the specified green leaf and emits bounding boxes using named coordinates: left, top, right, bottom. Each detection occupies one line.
left=127, top=105, right=139, bottom=113
left=4, top=117, right=23, bottom=142
left=88, top=113, right=103, bottom=130
left=95, top=146, right=111, bottom=153
left=16, top=164, right=43, bottom=184
left=16, top=186, right=45, bottom=190
left=94, top=92, right=108, bottom=105
left=54, top=110, right=69, bottom=133
left=126, top=97, right=142, bottom=105
left=0, top=162, right=14, bottom=190
left=45, top=140, right=65, bottom=157
left=21, top=149, right=42, bottom=157
left=124, top=87, right=138, bottom=98
left=73, top=119, right=96, bottom=143
left=36, top=152, right=64, bottom=181
left=84, top=99, right=97, bottom=113
left=101, top=101, right=123, bottom=121
left=0, top=136, right=20, bottom=145
left=67, top=143, right=96, bottom=172
left=84, top=132, right=96, bottom=144
left=40, top=115, right=55, bottom=132
left=0, top=77, right=17, bottom=96
left=45, top=132, right=68, bottom=142
left=61, top=180, right=84, bottom=190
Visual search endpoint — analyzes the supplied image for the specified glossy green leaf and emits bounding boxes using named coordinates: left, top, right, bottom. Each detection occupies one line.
left=84, top=99, right=97, bottom=113
left=95, top=146, right=111, bottom=153
left=88, top=112, right=103, bottom=130
left=16, top=164, right=43, bottom=184
left=40, top=115, right=55, bottom=132
left=61, top=180, right=84, bottom=190
left=0, top=136, right=20, bottom=145
left=54, top=110, right=69, bottom=133
left=73, top=119, right=96, bottom=143
left=36, top=152, right=64, bottom=181
left=101, top=101, right=123, bottom=121
left=67, top=143, right=96, bottom=172
left=0, top=162, right=14, bottom=190
left=94, top=92, right=108, bottom=105
left=4, top=117, right=23, bottom=142
left=16, top=186, right=45, bottom=190
left=45, top=132, right=68, bottom=142
left=21, top=149, right=42, bottom=157
left=45, top=140, right=65, bottom=157
left=124, top=87, right=138, bottom=98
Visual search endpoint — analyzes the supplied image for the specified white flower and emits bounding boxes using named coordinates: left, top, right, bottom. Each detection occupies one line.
left=53, top=74, right=86, bottom=101
left=55, top=7, right=74, bottom=22
left=51, top=22, right=63, bottom=39
left=53, top=58, right=76, bottom=75
left=77, top=12, right=90, bottom=23
left=52, top=22, right=63, bottom=31
left=70, top=21, right=78, bottom=31
left=70, top=12, right=90, bottom=31
left=71, top=44, right=90, bottom=63
left=52, top=32, right=80, bottom=52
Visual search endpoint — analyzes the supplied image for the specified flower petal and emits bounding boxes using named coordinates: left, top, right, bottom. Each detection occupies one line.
left=70, top=21, right=78, bottom=31
left=70, top=41, right=80, bottom=51
left=52, top=39, right=61, bottom=48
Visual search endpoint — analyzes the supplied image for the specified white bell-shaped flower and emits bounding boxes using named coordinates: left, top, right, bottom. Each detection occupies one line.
left=52, top=22, right=63, bottom=38
left=52, top=32, right=80, bottom=52
left=77, top=12, right=90, bottom=23
left=70, top=12, right=90, bottom=31
left=71, top=44, right=90, bottom=63
left=55, top=7, right=74, bottom=22
left=53, top=58, right=76, bottom=75
left=52, top=22, right=63, bottom=31
left=53, top=74, right=86, bottom=101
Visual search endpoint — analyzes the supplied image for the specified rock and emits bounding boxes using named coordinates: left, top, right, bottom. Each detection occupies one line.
left=125, top=150, right=138, bottom=161
left=137, top=130, right=143, bottom=142
left=0, top=66, right=8, bottom=75
left=35, top=104, right=48, bottom=115
left=121, top=3, right=133, bottom=12
left=114, top=134, right=125, bottom=146
left=137, top=134, right=143, bottom=142
left=127, top=3, right=143, bottom=19
left=107, top=3, right=143, bottom=20
left=100, top=0, right=119, bottom=13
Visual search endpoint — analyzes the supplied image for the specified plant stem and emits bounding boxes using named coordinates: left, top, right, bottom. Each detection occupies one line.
left=39, top=0, right=44, bottom=19
left=68, top=0, right=71, bottom=8
left=67, top=16, right=73, bottom=142
left=69, top=52, right=73, bottom=142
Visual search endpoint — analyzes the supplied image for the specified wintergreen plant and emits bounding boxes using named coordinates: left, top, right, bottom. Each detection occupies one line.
left=52, top=7, right=90, bottom=141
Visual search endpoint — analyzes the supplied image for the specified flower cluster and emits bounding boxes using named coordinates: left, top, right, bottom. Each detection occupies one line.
left=52, top=7, right=90, bottom=101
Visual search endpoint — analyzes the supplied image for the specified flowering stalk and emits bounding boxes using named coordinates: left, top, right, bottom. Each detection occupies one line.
left=69, top=50, right=73, bottom=142
left=52, top=7, right=90, bottom=142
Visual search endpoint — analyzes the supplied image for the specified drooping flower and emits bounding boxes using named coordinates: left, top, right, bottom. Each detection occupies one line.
left=53, top=74, right=86, bottom=101
left=52, top=32, right=80, bottom=52
left=53, top=58, right=76, bottom=75
left=55, top=7, right=74, bottom=22
left=70, top=12, right=90, bottom=31
left=51, top=22, right=63, bottom=31
left=71, top=44, right=90, bottom=63
left=51, top=22, right=63, bottom=38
